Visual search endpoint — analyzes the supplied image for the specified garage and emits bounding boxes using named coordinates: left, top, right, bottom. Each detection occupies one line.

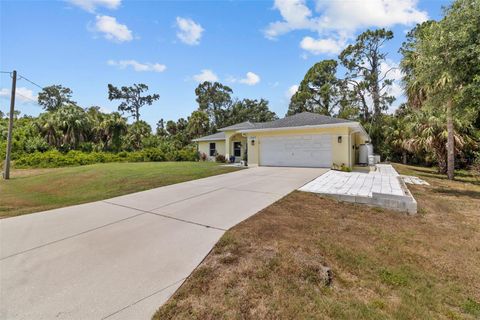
left=259, top=134, right=332, bottom=167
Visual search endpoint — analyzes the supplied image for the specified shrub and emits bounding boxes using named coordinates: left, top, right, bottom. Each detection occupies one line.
left=13, top=147, right=200, bottom=169
left=215, top=154, right=226, bottom=163
left=141, top=148, right=165, bottom=162
left=199, top=152, right=208, bottom=161
left=177, top=148, right=198, bottom=161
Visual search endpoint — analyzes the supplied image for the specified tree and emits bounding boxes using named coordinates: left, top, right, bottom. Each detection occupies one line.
left=37, top=85, right=76, bottom=111
left=55, top=105, right=92, bottom=149
left=176, top=118, right=188, bottom=132
left=400, top=0, right=480, bottom=179
left=288, top=60, right=341, bottom=116
left=156, top=118, right=167, bottom=136
left=187, top=110, right=210, bottom=138
left=166, top=120, right=177, bottom=135
left=195, top=81, right=233, bottom=129
left=403, top=109, right=477, bottom=172
left=108, top=84, right=160, bottom=122
left=35, top=112, right=59, bottom=147
left=225, top=98, right=277, bottom=126
left=99, top=112, right=127, bottom=152
left=125, top=120, right=152, bottom=150
left=339, top=29, right=395, bottom=120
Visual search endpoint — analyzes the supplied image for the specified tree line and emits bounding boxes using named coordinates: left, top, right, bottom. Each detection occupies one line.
left=286, top=0, right=479, bottom=179
left=0, top=80, right=278, bottom=162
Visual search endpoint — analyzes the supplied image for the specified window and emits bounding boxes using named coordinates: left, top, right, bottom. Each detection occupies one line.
left=209, top=143, right=216, bottom=157
left=234, top=142, right=241, bottom=157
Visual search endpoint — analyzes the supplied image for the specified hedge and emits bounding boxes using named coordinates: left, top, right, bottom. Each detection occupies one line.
left=14, top=148, right=198, bottom=168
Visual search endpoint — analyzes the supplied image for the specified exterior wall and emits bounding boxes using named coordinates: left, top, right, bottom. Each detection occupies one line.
left=197, top=140, right=226, bottom=160
left=246, top=126, right=352, bottom=168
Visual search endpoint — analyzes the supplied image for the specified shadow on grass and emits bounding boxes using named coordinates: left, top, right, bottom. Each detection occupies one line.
left=431, top=187, right=480, bottom=199
left=398, top=164, right=480, bottom=186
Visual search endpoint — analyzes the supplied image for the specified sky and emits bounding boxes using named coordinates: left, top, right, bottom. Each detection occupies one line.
left=0, top=0, right=451, bottom=129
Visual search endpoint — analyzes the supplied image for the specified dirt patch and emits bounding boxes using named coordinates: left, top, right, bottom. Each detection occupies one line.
left=154, top=165, right=480, bottom=320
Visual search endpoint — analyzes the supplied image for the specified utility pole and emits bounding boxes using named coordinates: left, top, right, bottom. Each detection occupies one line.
left=3, top=70, right=16, bottom=180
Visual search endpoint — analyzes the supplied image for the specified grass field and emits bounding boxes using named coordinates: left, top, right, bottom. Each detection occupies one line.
left=0, top=162, right=239, bottom=218
left=154, top=164, right=480, bottom=320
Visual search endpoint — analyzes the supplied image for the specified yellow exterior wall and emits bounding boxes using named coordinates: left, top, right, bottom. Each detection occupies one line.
left=198, top=140, right=225, bottom=160
left=246, top=126, right=352, bottom=167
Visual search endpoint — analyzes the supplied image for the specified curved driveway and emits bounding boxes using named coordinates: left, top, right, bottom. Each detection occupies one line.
left=0, top=166, right=327, bottom=320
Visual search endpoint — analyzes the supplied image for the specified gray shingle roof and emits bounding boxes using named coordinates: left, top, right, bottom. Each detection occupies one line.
left=244, top=112, right=352, bottom=131
left=192, top=131, right=225, bottom=142
left=193, top=113, right=354, bottom=141
left=218, top=121, right=257, bottom=131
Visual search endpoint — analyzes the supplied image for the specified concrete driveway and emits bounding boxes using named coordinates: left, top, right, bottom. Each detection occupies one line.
left=0, top=166, right=327, bottom=320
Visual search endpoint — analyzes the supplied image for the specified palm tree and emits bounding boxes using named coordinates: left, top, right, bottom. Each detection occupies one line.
left=55, top=105, right=92, bottom=149
left=35, top=112, right=59, bottom=147
left=99, top=112, right=127, bottom=152
left=403, top=110, right=476, bottom=173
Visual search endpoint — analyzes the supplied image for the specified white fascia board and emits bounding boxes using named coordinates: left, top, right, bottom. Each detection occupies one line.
left=192, top=138, right=226, bottom=142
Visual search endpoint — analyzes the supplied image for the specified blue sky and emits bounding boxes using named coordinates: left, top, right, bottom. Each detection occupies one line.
left=0, top=0, right=451, bottom=128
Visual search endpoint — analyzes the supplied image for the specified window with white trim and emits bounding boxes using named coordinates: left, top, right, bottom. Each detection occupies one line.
left=209, top=142, right=216, bottom=156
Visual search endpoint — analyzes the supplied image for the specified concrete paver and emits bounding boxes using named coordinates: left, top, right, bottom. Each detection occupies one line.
left=0, top=166, right=327, bottom=319
left=299, top=164, right=417, bottom=213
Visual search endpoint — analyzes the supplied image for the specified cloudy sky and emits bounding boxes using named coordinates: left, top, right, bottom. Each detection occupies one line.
left=0, top=0, right=450, bottom=127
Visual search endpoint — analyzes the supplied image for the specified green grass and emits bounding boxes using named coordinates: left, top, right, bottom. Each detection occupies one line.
left=0, top=162, right=240, bottom=218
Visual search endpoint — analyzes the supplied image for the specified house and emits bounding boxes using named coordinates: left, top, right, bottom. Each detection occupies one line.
left=193, top=112, right=370, bottom=168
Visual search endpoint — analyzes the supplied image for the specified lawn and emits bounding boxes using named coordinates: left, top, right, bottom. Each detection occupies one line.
left=154, top=164, right=480, bottom=320
left=0, top=162, right=240, bottom=218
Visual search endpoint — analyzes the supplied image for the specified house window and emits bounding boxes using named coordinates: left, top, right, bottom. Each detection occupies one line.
left=209, top=143, right=216, bottom=156
left=234, top=142, right=241, bottom=157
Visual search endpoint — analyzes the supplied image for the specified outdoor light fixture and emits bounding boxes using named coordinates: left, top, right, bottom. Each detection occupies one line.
left=338, top=136, right=342, bottom=143
left=251, top=139, right=255, bottom=146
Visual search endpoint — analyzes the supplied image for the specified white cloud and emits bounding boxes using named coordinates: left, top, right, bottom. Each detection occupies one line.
left=0, top=87, right=38, bottom=103
left=315, top=0, right=428, bottom=32
left=265, top=0, right=428, bottom=55
left=300, top=36, right=346, bottom=55
left=176, top=17, right=204, bottom=45
left=94, top=15, right=133, bottom=42
left=107, top=60, right=166, bottom=72
left=286, top=84, right=299, bottom=98
left=265, top=0, right=316, bottom=39
left=193, top=69, right=218, bottom=83
left=70, top=0, right=121, bottom=13
left=228, top=72, right=261, bottom=86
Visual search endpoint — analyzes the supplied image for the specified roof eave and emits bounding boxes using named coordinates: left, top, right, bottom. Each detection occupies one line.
left=192, top=137, right=226, bottom=142
left=238, top=122, right=356, bottom=133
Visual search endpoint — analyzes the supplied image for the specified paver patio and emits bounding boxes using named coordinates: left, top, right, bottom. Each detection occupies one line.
left=299, top=164, right=417, bottom=213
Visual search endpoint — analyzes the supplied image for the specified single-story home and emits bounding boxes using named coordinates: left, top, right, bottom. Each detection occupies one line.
left=193, top=112, right=370, bottom=168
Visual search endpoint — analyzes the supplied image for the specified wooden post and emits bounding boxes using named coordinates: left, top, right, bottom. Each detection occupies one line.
left=3, top=70, right=16, bottom=180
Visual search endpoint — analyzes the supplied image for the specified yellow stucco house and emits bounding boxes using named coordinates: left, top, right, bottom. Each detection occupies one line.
left=193, top=112, right=370, bottom=168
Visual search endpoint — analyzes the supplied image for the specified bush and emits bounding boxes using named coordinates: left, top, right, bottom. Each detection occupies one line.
left=141, top=148, right=165, bottom=162
left=14, top=147, right=200, bottom=168
left=199, top=152, right=208, bottom=161
left=215, top=154, right=226, bottom=163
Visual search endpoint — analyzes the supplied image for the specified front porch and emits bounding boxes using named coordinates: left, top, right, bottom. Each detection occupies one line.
left=225, top=133, right=247, bottom=163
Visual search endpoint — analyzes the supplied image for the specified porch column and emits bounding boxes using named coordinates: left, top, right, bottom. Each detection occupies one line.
left=225, top=133, right=232, bottom=160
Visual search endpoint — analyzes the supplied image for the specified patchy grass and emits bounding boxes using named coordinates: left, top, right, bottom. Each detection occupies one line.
left=154, top=164, right=480, bottom=319
left=0, top=162, right=239, bottom=218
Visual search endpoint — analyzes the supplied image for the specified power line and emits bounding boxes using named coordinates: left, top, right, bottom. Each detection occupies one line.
left=0, top=71, right=12, bottom=74
left=17, top=74, right=44, bottom=90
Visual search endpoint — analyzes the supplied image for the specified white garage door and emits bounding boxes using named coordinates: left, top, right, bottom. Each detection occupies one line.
left=259, top=134, right=332, bottom=167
